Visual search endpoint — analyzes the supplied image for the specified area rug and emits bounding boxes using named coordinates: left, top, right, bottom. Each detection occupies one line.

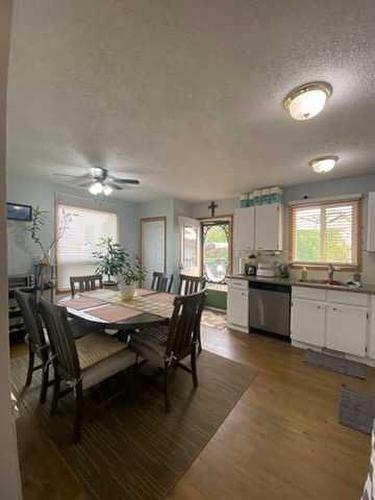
left=201, top=309, right=227, bottom=330
left=338, top=385, right=375, bottom=434
left=305, top=349, right=367, bottom=379
left=11, top=351, right=256, bottom=500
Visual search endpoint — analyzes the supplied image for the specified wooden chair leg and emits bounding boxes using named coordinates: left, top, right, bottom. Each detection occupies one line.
left=24, top=349, right=35, bottom=388
left=163, top=364, right=171, bottom=413
left=39, top=364, right=49, bottom=405
left=73, top=381, right=83, bottom=444
left=50, top=375, right=60, bottom=415
left=191, top=351, right=199, bottom=388
left=197, top=326, right=202, bottom=355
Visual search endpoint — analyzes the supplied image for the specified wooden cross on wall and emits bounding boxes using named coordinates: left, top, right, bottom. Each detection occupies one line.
left=208, top=201, right=218, bottom=217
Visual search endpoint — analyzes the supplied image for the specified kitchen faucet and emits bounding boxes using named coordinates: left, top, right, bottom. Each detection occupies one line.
left=327, top=263, right=334, bottom=282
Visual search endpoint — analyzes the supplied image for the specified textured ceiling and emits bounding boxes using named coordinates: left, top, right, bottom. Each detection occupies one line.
left=7, top=0, right=375, bottom=202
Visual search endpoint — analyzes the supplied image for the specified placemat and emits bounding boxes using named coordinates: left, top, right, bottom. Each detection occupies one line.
left=57, top=296, right=106, bottom=311
left=87, top=304, right=143, bottom=323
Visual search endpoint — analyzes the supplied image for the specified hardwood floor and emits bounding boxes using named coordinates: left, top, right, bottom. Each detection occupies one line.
left=12, top=325, right=372, bottom=499
left=169, top=327, right=373, bottom=500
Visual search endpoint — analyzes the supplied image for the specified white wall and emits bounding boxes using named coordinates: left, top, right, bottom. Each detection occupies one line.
left=0, top=1, right=22, bottom=498
left=7, top=175, right=139, bottom=276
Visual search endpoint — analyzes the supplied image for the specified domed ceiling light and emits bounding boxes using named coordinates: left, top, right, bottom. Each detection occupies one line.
left=284, top=82, right=332, bottom=121
left=309, top=155, right=338, bottom=173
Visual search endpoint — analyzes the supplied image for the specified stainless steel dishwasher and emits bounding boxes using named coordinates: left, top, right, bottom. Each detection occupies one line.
left=249, top=281, right=291, bottom=337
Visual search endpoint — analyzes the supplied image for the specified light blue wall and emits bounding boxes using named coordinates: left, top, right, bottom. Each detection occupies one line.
left=6, top=175, right=138, bottom=276
left=192, top=173, right=375, bottom=283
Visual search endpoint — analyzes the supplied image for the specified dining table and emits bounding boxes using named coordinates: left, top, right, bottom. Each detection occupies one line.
left=56, top=288, right=176, bottom=330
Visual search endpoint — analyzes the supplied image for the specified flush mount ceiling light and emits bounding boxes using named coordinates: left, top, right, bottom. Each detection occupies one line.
left=283, top=82, right=332, bottom=121
left=309, top=155, right=339, bottom=174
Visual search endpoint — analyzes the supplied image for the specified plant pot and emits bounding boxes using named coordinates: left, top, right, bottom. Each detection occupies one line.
left=119, top=282, right=136, bottom=299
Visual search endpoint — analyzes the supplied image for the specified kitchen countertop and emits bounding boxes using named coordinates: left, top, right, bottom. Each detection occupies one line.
left=227, top=274, right=375, bottom=294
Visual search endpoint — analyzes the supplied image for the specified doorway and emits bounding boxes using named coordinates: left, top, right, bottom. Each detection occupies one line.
left=140, top=217, right=166, bottom=288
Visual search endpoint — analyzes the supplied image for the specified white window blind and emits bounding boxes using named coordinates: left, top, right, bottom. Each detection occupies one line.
left=56, top=204, right=118, bottom=290
left=289, top=199, right=360, bottom=266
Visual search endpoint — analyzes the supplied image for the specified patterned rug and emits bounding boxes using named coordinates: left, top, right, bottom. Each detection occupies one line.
left=11, top=351, right=255, bottom=500
left=201, top=309, right=227, bottom=330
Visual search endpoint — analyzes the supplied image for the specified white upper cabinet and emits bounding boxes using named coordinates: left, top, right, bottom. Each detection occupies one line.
left=367, top=192, right=375, bottom=251
left=255, top=204, right=283, bottom=252
left=233, top=207, right=255, bottom=252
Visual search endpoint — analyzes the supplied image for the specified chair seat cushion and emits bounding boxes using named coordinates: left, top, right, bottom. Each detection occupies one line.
left=82, top=348, right=137, bottom=390
left=76, top=332, right=127, bottom=370
left=130, top=326, right=169, bottom=366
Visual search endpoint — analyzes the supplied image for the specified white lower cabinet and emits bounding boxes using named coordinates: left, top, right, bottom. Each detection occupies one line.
left=326, top=304, right=367, bottom=357
left=291, top=299, right=325, bottom=347
left=227, top=279, right=249, bottom=332
left=291, top=286, right=371, bottom=362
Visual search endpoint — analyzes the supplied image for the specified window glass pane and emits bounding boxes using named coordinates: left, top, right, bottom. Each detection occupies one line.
left=294, top=207, right=321, bottom=262
left=57, top=205, right=118, bottom=289
left=325, top=204, right=353, bottom=264
left=203, top=223, right=229, bottom=282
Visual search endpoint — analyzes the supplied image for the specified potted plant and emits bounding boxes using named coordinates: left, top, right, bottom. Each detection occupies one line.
left=117, top=251, right=147, bottom=299
left=26, top=206, right=76, bottom=287
left=92, top=236, right=127, bottom=285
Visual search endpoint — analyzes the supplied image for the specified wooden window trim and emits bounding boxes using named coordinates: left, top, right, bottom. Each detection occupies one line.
left=288, top=198, right=362, bottom=271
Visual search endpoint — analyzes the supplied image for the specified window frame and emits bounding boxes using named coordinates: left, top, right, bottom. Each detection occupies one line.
left=55, top=203, right=119, bottom=291
left=288, top=197, right=362, bottom=270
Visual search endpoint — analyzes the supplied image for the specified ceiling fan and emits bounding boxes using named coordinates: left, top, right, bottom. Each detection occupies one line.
left=54, top=167, right=140, bottom=196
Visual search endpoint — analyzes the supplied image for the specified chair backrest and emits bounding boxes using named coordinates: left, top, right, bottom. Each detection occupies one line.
left=15, top=288, right=48, bottom=358
left=166, top=291, right=206, bottom=361
left=70, top=274, right=103, bottom=296
left=151, top=272, right=174, bottom=293
left=178, top=274, right=206, bottom=295
left=38, top=297, right=80, bottom=381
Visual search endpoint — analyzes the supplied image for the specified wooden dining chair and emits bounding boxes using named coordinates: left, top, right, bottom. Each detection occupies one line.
left=70, top=274, right=103, bottom=296
left=150, top=272, right=174, bottom=293
left=15, top=288, right=50, bottom=404
left=130, top=291, right=206, bottom=412
left=38, top=297, right=137, bottom=443
left=178, top=274, right=206, bottom=295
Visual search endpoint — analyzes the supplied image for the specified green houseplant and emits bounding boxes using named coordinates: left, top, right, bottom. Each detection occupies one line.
left=117, top=251, right=147, bottom=299
left=92, top=237, right=126, bottom=284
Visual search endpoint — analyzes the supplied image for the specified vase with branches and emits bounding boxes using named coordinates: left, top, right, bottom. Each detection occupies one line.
left=26, top=206, right=76, bottom=265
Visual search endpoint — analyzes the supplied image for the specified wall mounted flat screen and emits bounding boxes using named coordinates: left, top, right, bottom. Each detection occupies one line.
left=6, top=202, right=32, bottom=221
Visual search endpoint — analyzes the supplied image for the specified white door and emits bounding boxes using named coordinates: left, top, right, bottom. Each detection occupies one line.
left=179, top=216, right=201, bottom=276
left=227, top=279, right=249, bottom=331
left=233, top=207, right=255, bottom=253
left=141, top=218, right=166, bottom=288
left=291, top=298, right=326, bottom=346
left=255, top=204, right=282, bottom=251
left=326, top=304, right=367, bottom=356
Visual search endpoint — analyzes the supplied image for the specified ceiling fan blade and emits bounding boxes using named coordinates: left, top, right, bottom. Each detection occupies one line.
left=106, top=180, right=123, bottom=190
left=78, top=181, right=95, bottom=188
left=109, top=176, right=140, bottom=185
left=53, top=173, right=92, bottom=182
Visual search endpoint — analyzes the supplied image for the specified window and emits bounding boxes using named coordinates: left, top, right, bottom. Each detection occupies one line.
left=56, top=204, right=118, bottom=290
left=289, top=198, right=360, bottom=267
left=201, top=219, right=231, bottom=282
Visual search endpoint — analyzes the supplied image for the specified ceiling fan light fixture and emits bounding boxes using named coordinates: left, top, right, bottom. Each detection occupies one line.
left=103, top=185, right=113, bottom=196
left=89, top=182, right=103, bottom=195
left=284, top=82, right=332, bottom=121
left=309, top=155, right=338, bottom=174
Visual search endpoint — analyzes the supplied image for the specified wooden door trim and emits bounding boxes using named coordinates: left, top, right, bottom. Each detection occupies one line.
left=140, top=216, right=167, bottom=273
